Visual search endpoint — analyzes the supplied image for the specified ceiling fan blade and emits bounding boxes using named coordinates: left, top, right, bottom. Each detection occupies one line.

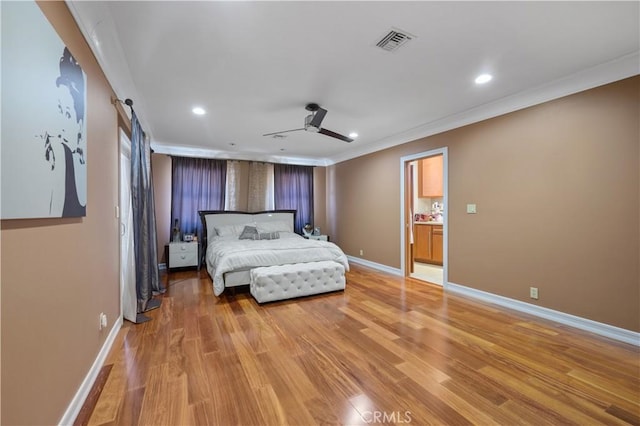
left=308, top=107, right=327, bottom=128
left=318, top=128, right=354, bottom=143
left=262, top=128, right=305, bottom=137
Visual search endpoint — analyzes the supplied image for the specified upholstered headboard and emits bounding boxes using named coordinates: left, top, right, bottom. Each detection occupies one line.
left=198, top=209, right=296, bottom=253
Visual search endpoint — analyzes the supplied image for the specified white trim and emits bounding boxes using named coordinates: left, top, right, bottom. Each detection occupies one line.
left=347, top=255, right=401, bottom=276
left=150, top=142, right=331, bottom=167
left=446, top=281, right=640, bottom=347
left=158, top=262, right=167, bottom=271
left=58, top=317, right=123, bottom=426
left=399, top=148, right=449, bottom=285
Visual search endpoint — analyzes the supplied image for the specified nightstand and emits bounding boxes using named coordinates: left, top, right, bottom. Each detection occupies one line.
left=168, top=241, right=199, bottom=270
left=305, top=234, right=329, bottom=241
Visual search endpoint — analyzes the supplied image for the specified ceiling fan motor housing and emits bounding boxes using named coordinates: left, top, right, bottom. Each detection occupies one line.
left=305, top=114, right=320, bottom=132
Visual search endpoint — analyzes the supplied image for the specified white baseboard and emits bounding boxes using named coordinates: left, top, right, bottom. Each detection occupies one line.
left=58, top=316, right=123, bottom=425
left=347, top=256, right=402, bottom=276
left=446, top=281, right=640, bottom=347
left=348, top=259, right=639, bottom=346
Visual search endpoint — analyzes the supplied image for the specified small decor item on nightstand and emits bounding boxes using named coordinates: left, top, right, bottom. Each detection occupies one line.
left=183, top=233, right=195, bottom=242
left=172, top=218, right=181, bottom=242
left=313, top=227, right=321, bottom=236
left=303, top=223, right=313, bottom=236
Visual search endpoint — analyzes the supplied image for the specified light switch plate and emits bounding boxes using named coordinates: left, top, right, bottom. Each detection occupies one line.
left=466, top=204, right=477, bottom=214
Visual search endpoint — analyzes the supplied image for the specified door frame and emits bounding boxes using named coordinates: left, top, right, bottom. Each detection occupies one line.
left=119, top=129, right=136, bottom=323
left=399, top=147, right=448, bottom=286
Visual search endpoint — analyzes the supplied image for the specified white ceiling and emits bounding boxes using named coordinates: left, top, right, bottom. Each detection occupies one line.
left=67, top=1, right=639, bottom=166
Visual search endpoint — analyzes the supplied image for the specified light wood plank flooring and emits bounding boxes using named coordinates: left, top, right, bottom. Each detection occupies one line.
left=86, top=264, right=639, bottom=425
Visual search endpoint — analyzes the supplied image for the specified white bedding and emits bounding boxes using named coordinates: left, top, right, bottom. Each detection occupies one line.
left=206, top=231, right=349, bottom=296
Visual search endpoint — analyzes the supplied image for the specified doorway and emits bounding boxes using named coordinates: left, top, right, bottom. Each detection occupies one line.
left=400, top=148, right=448, bottom=286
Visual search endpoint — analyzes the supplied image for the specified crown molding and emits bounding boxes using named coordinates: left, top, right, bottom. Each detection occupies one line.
left=151, top=142, right=331, bottom=167
left=328, top=52, right=640, bottom=165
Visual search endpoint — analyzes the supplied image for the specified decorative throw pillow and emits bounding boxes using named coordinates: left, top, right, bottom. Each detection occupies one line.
left=253, top=231, right=280, bottom=240
left=215, top=224, right=243, bottom=237
left=238, top=225, right=258, bottom=240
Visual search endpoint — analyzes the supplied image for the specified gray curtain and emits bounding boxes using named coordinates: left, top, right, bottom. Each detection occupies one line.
left=274, top=164, right=314, bottom=234
left=171, top=156, right=226, bottom=242
left=131, top=110, right=163, bottom=318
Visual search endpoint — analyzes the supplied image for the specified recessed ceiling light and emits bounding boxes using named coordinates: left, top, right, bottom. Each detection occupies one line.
left=475, top=74, right=493, bottom=85
left=349, top=132, right=358, bottom=138
left=192, top=106, right=206, bottom=115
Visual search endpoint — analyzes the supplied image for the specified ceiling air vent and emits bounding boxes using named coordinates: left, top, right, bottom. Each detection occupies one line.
left=376, top=29, right=414, bottom=52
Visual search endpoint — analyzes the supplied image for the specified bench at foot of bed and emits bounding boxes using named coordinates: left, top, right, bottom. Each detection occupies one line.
left=249, top=260, right=345, bottom=303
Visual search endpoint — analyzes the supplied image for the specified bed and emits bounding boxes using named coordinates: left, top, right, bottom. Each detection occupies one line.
left=199, top=210, right=349, bottom=300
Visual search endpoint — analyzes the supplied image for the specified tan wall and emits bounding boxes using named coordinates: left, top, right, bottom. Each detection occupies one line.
left=1, top=2, right=121, bottom=424
left=152, top=154, right=172, bottom=264
left=330, top=76, right=640, bottom=332
left=313, top=167, right=327, bottom=234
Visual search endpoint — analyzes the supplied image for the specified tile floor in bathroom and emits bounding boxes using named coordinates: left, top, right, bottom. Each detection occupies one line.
left=411, top=262, right=443, bottom=285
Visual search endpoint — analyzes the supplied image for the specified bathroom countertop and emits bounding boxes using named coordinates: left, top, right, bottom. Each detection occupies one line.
left=414, top=221, right=444, bottom=225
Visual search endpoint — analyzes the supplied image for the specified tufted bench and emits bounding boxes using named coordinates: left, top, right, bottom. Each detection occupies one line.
left=249, top=260, right=346, bottom=303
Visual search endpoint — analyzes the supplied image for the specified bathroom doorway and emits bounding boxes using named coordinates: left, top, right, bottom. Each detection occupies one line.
left=400, top=148, right=447, bottom=286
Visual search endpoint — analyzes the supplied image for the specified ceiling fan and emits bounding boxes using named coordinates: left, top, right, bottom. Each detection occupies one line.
left=263, top=103, right=354, bottom=143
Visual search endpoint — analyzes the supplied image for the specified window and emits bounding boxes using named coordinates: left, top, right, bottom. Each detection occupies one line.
left=274, top=164, right=313, bottom=234
left=171, top=156, right=226, bottom=240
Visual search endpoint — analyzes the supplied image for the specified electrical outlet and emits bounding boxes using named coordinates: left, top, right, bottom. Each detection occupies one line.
left=359, top=249, right=363, bottom=256
left=99, top=312, right=107, bottom=330
left=530, top=287, right=539, bottom=300
left=466, top=204, right=477, bottom=214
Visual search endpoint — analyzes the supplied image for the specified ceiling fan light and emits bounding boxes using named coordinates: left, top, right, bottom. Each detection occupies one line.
left=192, top=106, right=206, bottom=115
left=349, top=132, right=358, bottom=138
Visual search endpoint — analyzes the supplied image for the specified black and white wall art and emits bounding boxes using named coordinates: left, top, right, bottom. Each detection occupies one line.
left=1, top=1, right=87, bottom=219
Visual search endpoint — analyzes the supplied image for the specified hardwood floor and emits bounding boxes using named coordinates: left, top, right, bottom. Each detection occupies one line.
left=86, top=264, right=639, bottom=425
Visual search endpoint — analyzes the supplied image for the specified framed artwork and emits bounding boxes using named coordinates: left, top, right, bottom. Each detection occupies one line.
left=1, top=1, right=87, bottom=219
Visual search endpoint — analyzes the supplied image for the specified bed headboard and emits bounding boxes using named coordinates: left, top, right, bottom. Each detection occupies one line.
left=198, top=209, right=296, bottom=250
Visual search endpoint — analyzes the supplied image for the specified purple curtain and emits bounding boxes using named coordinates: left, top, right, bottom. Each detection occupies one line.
left=131, top=111, right=163, bottom=318
left=274, top=164, right=314, bottom=234
left=171, top=156, right=226, bottom=241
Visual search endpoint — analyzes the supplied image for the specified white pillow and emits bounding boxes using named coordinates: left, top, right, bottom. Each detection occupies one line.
left=256, top=220, right=291, bottom=233
left=215, top=223, right=252, bottom=237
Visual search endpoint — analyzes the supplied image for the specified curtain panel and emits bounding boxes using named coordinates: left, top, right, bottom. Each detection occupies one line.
left=274, top=164, right=314, bottom=234
left=224, top=160, right=241, bottom=211
left=171, top=156, right=226, bottom=241
left=247, top=161, right=274, bottom=212
left=131, top=111, right=163, bottom=316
